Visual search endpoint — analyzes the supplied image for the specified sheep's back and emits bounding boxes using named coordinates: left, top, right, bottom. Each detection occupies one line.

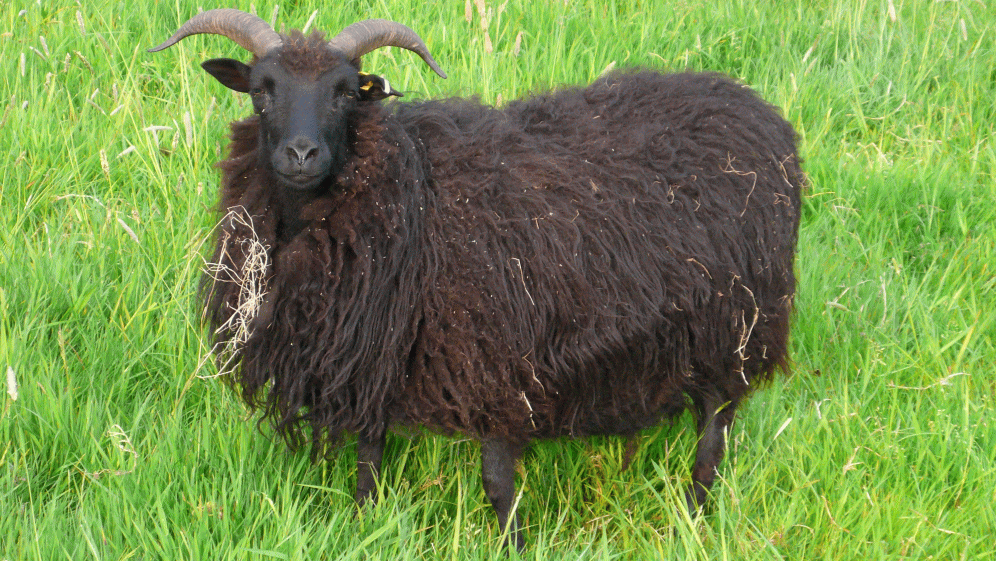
left=395, top=70, right=802, bottom=439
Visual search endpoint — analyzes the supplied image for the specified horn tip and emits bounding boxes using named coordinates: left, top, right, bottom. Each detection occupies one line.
left=148, top=35, right=182, bottom=53
left=147, top=31, right=185, bottom=54
left=431, top=65, right=447, bottom=79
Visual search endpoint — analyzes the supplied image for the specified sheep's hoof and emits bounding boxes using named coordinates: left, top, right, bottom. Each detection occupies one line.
left=682, top=482, right=708, bottom=516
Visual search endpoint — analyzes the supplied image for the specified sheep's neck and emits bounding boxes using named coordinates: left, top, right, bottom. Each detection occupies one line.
left=276, top=187, right=319, bottom=242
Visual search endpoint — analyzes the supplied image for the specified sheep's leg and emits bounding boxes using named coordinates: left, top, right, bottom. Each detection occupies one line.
left=355, top=432, right=386, bottom=507
left=684, top=393, right=738, bottom=513
left=481, top=439, right=525, bottom=551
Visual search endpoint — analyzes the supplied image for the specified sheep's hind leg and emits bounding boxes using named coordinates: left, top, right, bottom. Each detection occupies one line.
left=356, top=432, right=386, bottom=507
left=684, top=393, right=739, bottom=514
left=481, top=439, right=525, bottom=551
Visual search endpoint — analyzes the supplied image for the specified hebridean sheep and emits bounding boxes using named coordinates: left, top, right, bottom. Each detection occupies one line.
left=151, top=9, right=804, bottom=549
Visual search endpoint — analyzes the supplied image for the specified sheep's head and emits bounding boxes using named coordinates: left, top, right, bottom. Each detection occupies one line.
left=150, top=9, right=446, bottom=191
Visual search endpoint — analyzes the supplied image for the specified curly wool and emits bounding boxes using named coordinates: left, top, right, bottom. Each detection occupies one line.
left=203, top=66, right=803, bottom=454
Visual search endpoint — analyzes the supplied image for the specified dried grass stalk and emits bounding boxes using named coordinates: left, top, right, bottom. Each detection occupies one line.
left=200, top=208, right=270, bottom=378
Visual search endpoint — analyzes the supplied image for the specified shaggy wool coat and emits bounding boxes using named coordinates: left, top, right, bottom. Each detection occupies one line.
left=204, top=68, right=803, bottom=454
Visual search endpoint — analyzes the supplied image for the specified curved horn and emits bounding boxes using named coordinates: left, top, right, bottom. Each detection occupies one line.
left=148, top=8, right=282, bottom=57
left=327, top=19, right=447, bottom=79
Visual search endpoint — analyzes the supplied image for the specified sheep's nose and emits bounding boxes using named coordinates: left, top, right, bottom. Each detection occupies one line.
left=286, top=136, right=319, bottom=165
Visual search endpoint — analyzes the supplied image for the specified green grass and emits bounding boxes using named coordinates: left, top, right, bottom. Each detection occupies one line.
left=2, top=0, right=994, bottom=558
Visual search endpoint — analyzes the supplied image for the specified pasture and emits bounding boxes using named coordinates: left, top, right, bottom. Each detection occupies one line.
left=2, top=0, right=994, bottom=559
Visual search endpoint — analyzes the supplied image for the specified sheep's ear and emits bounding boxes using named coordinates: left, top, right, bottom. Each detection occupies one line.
left=357, top=72, right=403, bottom=101
left=201, top=58, right=252, bottom=93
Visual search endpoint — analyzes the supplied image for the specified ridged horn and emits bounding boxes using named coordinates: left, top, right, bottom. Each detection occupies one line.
left=327, top=19, right=447, bottom=79
left=148, top=8, right=282, bottom=57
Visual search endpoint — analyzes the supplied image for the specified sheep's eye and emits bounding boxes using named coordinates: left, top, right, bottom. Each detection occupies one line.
left=249, top=87, right=264, bottom=96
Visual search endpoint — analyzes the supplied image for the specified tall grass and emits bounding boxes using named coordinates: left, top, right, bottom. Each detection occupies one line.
left=2, top=0, right=994, bottom=559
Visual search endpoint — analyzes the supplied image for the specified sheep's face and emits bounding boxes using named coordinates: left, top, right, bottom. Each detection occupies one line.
left=202, top=53, right=395, bottom=191
left=150, top=13, right=444, bottom=191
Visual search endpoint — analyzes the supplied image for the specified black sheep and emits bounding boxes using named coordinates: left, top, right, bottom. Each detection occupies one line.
left=151, top=9, right=804, bottom=550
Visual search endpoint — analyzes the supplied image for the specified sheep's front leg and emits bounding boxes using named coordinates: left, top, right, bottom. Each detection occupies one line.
left=481, top=439, right=525, bottom=551
left=684, top=393, right=739, bottom=513
left=356, top=432, right=386, bottom=507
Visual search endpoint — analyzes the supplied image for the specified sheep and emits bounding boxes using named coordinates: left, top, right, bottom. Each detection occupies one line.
left=150, top=9, right=804, bottom=550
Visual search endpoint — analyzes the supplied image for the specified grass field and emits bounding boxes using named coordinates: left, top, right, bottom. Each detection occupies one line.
left=2, top=0, right=994, bottom=559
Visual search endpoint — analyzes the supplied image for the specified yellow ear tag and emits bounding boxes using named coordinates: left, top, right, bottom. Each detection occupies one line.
left=358, top=72, right=373, bottom=91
